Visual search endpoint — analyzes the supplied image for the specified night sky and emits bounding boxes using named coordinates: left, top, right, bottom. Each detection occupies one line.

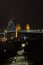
left=0, top=0, right=43, bottom=31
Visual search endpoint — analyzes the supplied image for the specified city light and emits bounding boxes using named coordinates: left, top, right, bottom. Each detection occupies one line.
left=4, top=29, right=7, bottom=33
left=4, top=29, right=7, bottom=38
left=16, top=24, right=21, bottom=31
left=15, top=29, right=18, bottom=38
left=16, top=24, right=21, bottom=38
left=3, top=29, right=7, bottom=42
left=26, top=24, right=30, bottom=30
left=21, top=43, right=25, bottom=47
left=2, top=37, right=7, bottom=42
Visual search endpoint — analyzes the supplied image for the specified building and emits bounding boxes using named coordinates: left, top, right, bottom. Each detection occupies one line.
left=7, top=16, right=15, bottom=31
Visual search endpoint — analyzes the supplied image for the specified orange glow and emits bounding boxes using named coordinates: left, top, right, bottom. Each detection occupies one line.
left=4, top=29, right=7, bottom=33
left=15, top=29, right=18, bottom=38
left=16, top=24, right=21, bottom=31
left=15, top=24, right=21, bottom=38
left=26, top=24, right=30, bottom=30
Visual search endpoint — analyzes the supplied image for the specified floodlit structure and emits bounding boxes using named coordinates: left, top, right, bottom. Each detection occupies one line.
left=26, top=24, right=30, bottom=30
left=15, top=24, right=21, bottom=38
left=7, top=18, right=15, bottom=31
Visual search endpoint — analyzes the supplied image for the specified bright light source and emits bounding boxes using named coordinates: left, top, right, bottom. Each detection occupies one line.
left=26, top=24, right=30, bottom=30
left=2, top=38, right=7, bottom=42
left=16, top=24, right=21, bottom=31
left=22, top=44, right=25, bottom=47
left=15, top=29, right=18, bottom=38
left=24, top=36, right=26, bottom=40
left=4, top=29, right=7, bottom=33
left=15, top=24, right=21, bottom=38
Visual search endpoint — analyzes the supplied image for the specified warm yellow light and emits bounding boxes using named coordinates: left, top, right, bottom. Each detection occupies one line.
left=26, top=24, right=30, bottom=30
left=15, top=29, right=18, bottom=38
left=15, top=24, right=21, bottom=38
left=16, top=24, right=21, bottom=31
left=4, top=29, right=7, bottom=33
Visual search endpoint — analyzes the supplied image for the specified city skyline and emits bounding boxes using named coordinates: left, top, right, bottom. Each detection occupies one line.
left=0, top=0, right=43, bottom=30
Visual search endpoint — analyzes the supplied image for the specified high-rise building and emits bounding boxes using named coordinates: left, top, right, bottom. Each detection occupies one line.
left=7, top=16, right=15, bottom=31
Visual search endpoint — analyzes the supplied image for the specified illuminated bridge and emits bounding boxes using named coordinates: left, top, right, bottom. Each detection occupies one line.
left=0, top=30, right=43, bottom=41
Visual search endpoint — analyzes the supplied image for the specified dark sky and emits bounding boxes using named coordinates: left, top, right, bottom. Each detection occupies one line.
left=0, top=0, right=43, bottom=30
